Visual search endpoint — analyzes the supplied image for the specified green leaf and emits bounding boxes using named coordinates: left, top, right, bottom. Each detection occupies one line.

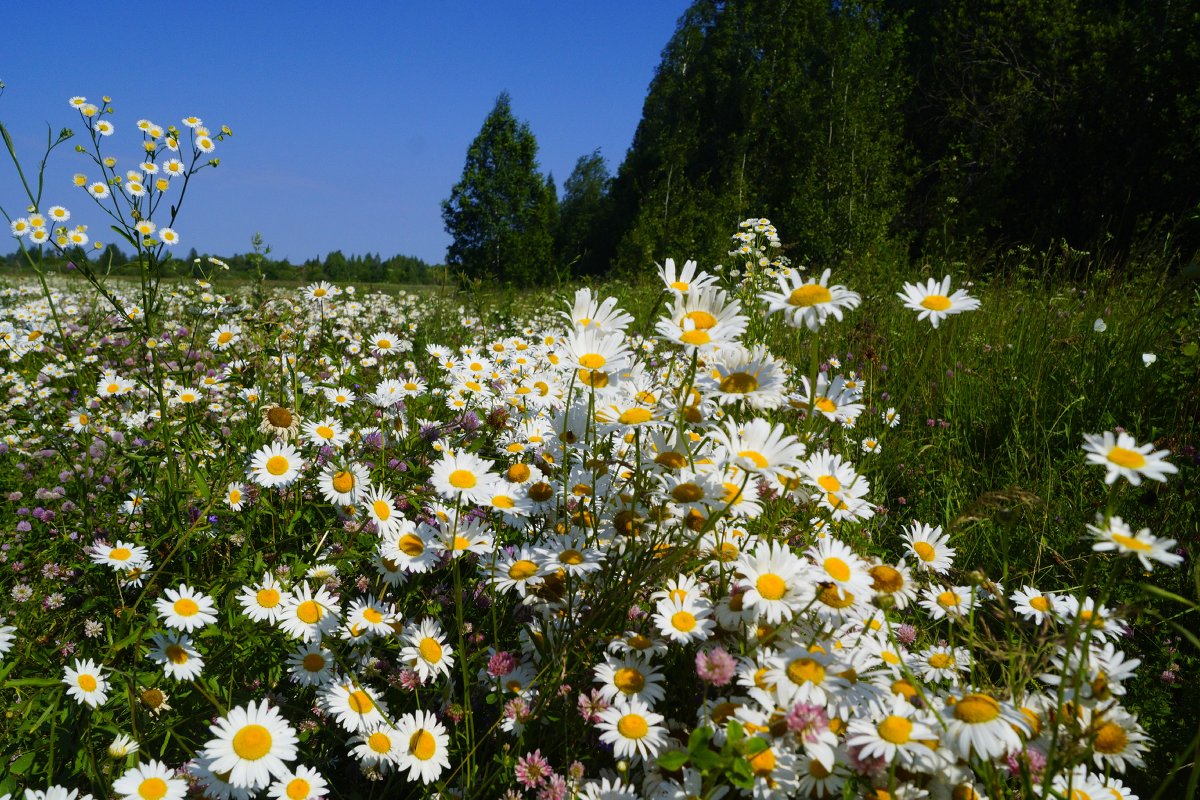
left=688, top=725, right=713, bottom=753
left=656, top=750, right=689, bottom=772
left=743, top=736, right=769, bottom=757
left=5, top=677, right=63, bottom=688
left=690, top=747, right=722, bottom=771
left=8, top=751, right=34, bottom=775
left=727, top=758, right=754, bottom=790
left=1140, top=583, right=1199, bottom=611
left=1182, top=341, right=1198, bottom=357
left=724, top=719, right=744, bottom=747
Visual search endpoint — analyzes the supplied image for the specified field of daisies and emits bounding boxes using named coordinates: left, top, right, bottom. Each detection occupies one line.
left=0, top=97, right=1197, bottom=800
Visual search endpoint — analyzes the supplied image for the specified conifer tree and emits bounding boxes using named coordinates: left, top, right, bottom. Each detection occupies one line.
left=442, top=92, right=557, bottom=286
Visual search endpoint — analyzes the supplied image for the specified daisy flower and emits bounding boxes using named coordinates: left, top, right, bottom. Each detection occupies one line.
left=845, top=696, right=939, bottom=770
left=941, top=691, right=1027, bottom=760
left=399, top=617, right=455, bottom=683
left=394, top=710, right=451, bottom=784
left=360, top=484, right=402, bottom=537
left=112, top=759, right=188, bottom=800
left=1009, top=585, right=1065, bottom=624
left=351, top=723, right=403, bottom=768
left=303, top=282, right=338, bottom=303
left=259, top=404, right=302, bottom=440
left=593, top=654, right=667, bottom=705
left=323, top=385, right=355, bottom=406
left=201, top=699, right=299, bottom=789
left=1087, top=706, right=1149, bottom=773
left=655, top=285, right=747, bottom=350
left=428, top=450, right=500, bottom=506
left=1082, top=431, right=1177, bottom=485
left=909, top=645, right=969, bottom=684
left=488, top=548, right=545, bottom=597
left=155, top=584, right=218, bottom=632
left=91, top=540, right=148, bottom=571
left=867, top=560, right=918, bottom=609
left=436, top=516, right=495, bottom=559
left=0, top=616, right=15, bottom=659
left=1088, top=515, right=1182, bottom=570
left=208, top=324, right=241, bottom=351
left=379, top=521, right=439, bottom=573
left=238, top=573, right=291, bottom=624
left=809, top=537, right=872, bottom=601
left=286, top=643, right=336, bottom=687
left=317, top=462, right=368, bottom=506
left=919, top=585, right=979, bottom=621
left=321, top=680, right=388, bottom=733
left=652, top=596, right=716, bottom=644
left=897, top=275, right=981, bottom=328
left=277, top=583, right=341, bottom=642
left=223, top=482, right=247, bottom=511
left=734, top=540, right=810, bottom=625
left=596, top=697, right=669, bottom=763
left=763, top=268, right=862, bottom=331
left=904, top=521, right=955, bottom=573
left=658, top=258, right=719, bottom=295
left=149, top=631, right=205, bottom=681
left=248, top=442, right=305, bottom=489
left=712, top=417, right=806, bottom=481
left=267, top=765, right=328, bottom=800
left=63, top=658, right=109, bottom=707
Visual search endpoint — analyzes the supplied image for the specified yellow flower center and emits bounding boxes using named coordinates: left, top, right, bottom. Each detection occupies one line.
left=578, top=353, right=607, bottom=370
left=738, top=450, right=769, bottom=469
left=878, top=715, right=914, bottom=744
left=165, top=644, right=189, bottom=664
left=372, top=499, right=391, bottom=521
left=1110, top=532, right=1152, bottom=551
left=217, top=331, right=233, bottom=345
left=618, top=407, right=653, bottom=425
left=302, top=653, right=326, bottom=672
left=1094, top=720, right=1128, bottom=753
left=232, top=724, right=272, bottom=760
left=174, top=598, right=199, bottom=617
left=869, top=565, right=903, bottom=593
left=1106, top=446, right=1146, bottom=469
left=296, top=600, right=323, bottom=624
left=788, top=284, right=832, bottom=306
left=671, top=610, right=697, bottom=632
left=109, top=547, right=132, bottom=561
left=362, top=608, right=383, bottom=624
left=756, top=573, right=787, bottom=600
left=1029, top=595, right=1052, bottom=612
left=286, top=777, right=312, bottom=799
left=409, top=729, right=437, bottom=760
left=613, top=667, right=645, bottom=694
left=228, top=490, right=242, bottom=504
left=138, top=777, right=169, bottom=800
left=559, top=549, right=585, bottom=565
left=266, top=455, right=290, bottom=476
left=508, top=560, right=538, bottom=580
left=316, top=425, right=334, bottom=440
left=824, top=557, right=851, bottom=582
left=786, top=657, right=825, bottom=686
left=419, top=637, right=443, bottom=663
left=448, top=469, right=477, bottom=489
left=506, top=463, right=531, bottom=482
left=367, top=732, right=392, bottom=754
left=672, top=483, right=705, bottom=503
left=719, top=372, right=759, bottom=394
left=748, top=747, right=776, bottom=776
left=398, top=534, right=425, bottom=557
left=78, top=674, right=98, bottom=692
left=920, top=294, right=952, bottom=311
left=928, top=653, right=953, bottom=669
left=937, top=590, right=960, bottom=608
left=913, top=541, right=936, bottom=562
left=106, top=382, right=120, bottom=393
left=817, top=474, right=841, bottom=493
left=347, top=689, right=374, bottom=713
left=680, top=329, right=711, bottom=345
left=954, top=694, right=1001, bottom=724
left=617, top=713, right=649, bottom=739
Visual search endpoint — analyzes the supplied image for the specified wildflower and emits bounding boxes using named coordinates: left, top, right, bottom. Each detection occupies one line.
left=322, top=680, right=388, bottom=733
left=351, top=723, right=403, bottom=768
left=112, top=759, right=187, bottom=800
left=238, top=573, right=290, bottom=624
left=201, top=700, right=299, bottom=789
left=267, top=766, right=328, bottom=800
left=695, top=647, right=737, bottom=686
left=286, top=643, right=336, bottom=687
left=394, top=710, right=451, bottom=784
left=108, top=733, right=140, bottom=758
left=154, top=584, right=218, bottom=632
left=149, top=631, right=205, bottom=681
left=596, top=698, right=668, bottom=763
left=897, top=275, right=981, bottom=327
left=904, top=521, right=955, bottom=573
left=942, top=691, right=1027, bottom=760
left=63, top=658, right=109, bottom=707
left=655, top=285, right=747, bottom=350
left=225, top=482, right=247, bottom=511
left=248, top=442, right=305, bottom=489
left=429, top=450, right=500, bottom=506
left=1082, top=431, right=1177, bottom=485
left=399, top=617, right=455, bottom=683
left=277, top=582, right=341, bottom=641
left=846, top=696, right=939, bottom=771
left=91, top=540, right=148, bottom=571
left=259, top=404, right=302, bottom=440
left=515, top=750, right=553, bottom=789
left=652, top=596, right=715, bottom=644
left=1010, top=585, right=1065, bottom=623
left=317, top=461, right=368, bottom=506
left=763, top=268, right=862, bottom=331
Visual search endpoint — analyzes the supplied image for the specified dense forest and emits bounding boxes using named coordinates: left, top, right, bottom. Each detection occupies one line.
left=445, top=0, right=1200, bottom=284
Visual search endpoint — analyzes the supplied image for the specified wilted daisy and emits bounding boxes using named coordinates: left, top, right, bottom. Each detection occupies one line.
left=155, top=584, right=218, bottom=632
left=112, top=759, right=187, bottom=800
left=259, top=404, right=302, bottom=440
left=63, top=658, right=109, bottom=707
left=394, top=710, right=451, bottom=784
left=897, top=275, right=981, bottom=327
left=201, top=700, right=299, bottom=789
left=248, top=441, right=305, bottom=488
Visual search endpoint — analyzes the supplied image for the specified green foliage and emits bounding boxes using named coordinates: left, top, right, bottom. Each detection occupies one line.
left=608, top=0, right=911, bottom=274
left=442, top=92, right=558, bottom=287
left=556, top=150, right=614, bottom=278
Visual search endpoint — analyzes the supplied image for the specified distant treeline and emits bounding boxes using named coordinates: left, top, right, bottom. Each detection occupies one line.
left=446, top=0, right=1200, bottom=284
left=1, top=246, right=445, bottom=285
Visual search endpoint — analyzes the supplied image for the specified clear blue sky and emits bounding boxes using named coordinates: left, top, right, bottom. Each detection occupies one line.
left=0, top=2, right=691, bottom=265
